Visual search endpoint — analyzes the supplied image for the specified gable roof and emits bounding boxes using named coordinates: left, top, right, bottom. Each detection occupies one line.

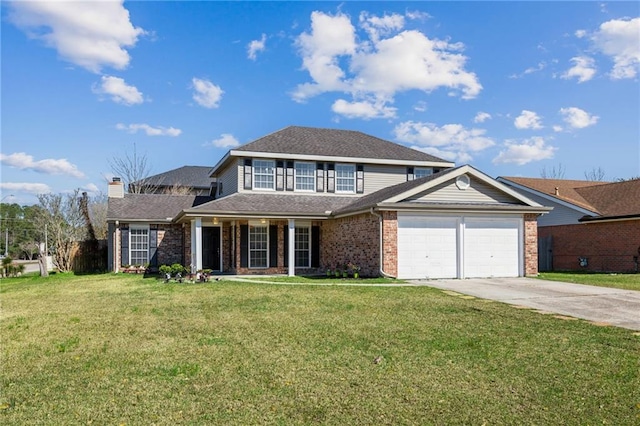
left=333, top=165, right=549, bottom=216
left=211, top=126, right=454, bottom=174
left=499, top=176, right=640, bottom=221
left=134, top=166, right=213, bottom=189
left=107, top=194, right=213, bottom=222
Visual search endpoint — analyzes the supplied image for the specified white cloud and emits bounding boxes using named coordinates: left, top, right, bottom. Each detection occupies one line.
left=508, top=62, right=546, bottom=79
left=1, top=152, right=85, bottom=178
left=93, top=75, right=143, bottom=105
left=575, top=29, right=587, bottom=38
left=192, top=77, right=224, bottom=108
left=116, top=123, right=182, bottom=136
left=83, top=183, right=100, bottom=193
left=247, top=34, right=267, bottom=60
left=591, top=17, right=640, bottom=79
left=8, top=0, right=144, bottom=73
left=474, top=112, right=492, bottom=123
left=0, top=182, right=51, bottom=195
left=394, top=121, right=495, bottom=163
left=413, top=101, right=427, bottom=112
left=514, top=110, right=543, bottom=130
left=206, top=134, right=240, bottom=148
left=553, top=125, right=563, bottom=132
left=292, top=11, right=481, bottom=117
left=493, top=137, right=557, bottom=165
left=331, top=98, right=396, bottom=119
left=559, top=107, right=599, bottom=129
left=561, top=56, right=596, bottom=83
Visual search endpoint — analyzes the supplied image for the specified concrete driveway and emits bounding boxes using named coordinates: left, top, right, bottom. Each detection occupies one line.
left=412, top=277, right=640, bottom=331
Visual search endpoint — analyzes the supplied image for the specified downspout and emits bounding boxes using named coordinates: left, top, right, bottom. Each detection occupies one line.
left=370, top=207, right=396, bottom=278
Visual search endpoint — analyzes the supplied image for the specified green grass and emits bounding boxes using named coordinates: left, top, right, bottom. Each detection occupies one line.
left=238, top=275, right=404, bottom=284
left=1, top=273, right=639, bottom=425
left=539, top=272, right=640, bottom=291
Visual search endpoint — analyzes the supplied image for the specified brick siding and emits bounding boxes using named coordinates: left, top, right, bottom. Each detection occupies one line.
left=321, top=213, right=381, bottom=277
left=524, top=213, right=539, bottom=276
left=538, top=219, right=640, bottom=272
left=381, top=211, right=398, bottom=277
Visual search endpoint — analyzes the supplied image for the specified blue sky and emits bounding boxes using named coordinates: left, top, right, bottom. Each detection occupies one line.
left=2, top=1, right=639, bottom=205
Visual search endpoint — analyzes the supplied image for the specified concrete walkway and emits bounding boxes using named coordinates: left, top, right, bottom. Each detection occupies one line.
left=413, top=277, right=640, bottom=331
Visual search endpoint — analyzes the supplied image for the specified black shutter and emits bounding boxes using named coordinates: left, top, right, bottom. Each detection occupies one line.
left=283, top=226, right=289, bottom=267
left=244, top=159, right=252, bottom=189
left=311, top=226, right=320, bottom=268
left=121, top=228, right=129, bottom=266
left=316, top=162, right=325, bottom=192
left=240, top=225, right=248, bottom=267
left=286, top=161, right=294, bottom=191
left=276, top=160, right=284, bottom=191
left=407, top=167, right=414, bottom=181
left=356, top=164, right=364, bottom=194
left=149, top=226, right=158, bottom=266
left=269, top=225, right=278, bottom=267
left=327, top=163, right=335, bottom=193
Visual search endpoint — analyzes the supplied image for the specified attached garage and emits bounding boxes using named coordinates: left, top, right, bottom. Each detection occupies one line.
left=397, top=213, right=523, bottom=279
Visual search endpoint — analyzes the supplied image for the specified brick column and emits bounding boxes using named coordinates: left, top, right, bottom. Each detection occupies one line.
left=524, top=213, right=539, bottom=276
left=382, top=211, right=398, bottom=277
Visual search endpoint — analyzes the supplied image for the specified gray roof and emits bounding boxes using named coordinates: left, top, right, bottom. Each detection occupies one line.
left=183, top=193, right=355, bottom=217
left=135, top=166, right=213, bottom=189
left=333, top=167, right=458, bottom=215
left=235, top=126, right=450, bottom=163
left=108, top=194, right=213, bottom=221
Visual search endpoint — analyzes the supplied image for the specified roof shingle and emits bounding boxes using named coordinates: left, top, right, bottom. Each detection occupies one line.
left=108, top=194, right=213, bottom=221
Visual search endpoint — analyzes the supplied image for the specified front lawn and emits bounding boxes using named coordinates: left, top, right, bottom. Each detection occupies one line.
left=538, top=272, right=640, bottom=291
left=1, top=274, right=639, bottom=424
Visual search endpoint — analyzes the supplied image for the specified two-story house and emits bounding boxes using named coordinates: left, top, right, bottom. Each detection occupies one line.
left=107, top=126, right=549, bottom=279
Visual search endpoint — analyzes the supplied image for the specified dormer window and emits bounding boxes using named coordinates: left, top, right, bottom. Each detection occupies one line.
left=253, top=160, right=275, bottom=190
left=295, top=162, right=315, bottom=192
left=336, top=164, right=355, bottom=193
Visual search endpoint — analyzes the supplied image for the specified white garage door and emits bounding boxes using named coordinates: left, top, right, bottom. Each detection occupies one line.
left=463, top=218, right=520, bottom=278
left=397, top=214, right=521, bottom=279
left=397, top=216, right=458, bottom=279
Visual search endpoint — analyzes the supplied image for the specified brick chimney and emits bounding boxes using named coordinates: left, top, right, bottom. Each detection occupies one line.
left=108, top=177, right=124, bottom=198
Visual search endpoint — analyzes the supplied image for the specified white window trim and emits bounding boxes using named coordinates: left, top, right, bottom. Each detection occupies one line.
left=294, top=161, right=316, bottom=192
left=335, top=163, right=356, bottom=194
left=295, top=223, right=311, bottom=268
left=129, top=224, right=150, bottom=266
left=252, top=159, right=276, bottom=191
left=248, top=222, right=269, bottom=269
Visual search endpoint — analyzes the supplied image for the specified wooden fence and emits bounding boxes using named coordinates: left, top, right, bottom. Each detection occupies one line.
left=71, top=239, right=108, bottom=273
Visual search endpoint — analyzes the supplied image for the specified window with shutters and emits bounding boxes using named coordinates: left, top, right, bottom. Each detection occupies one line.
left=295, top=226, right=310, bottom=267
left=294, top=162, right=315, bottom=192
left=249, top=225, right=268, bottom=268
left=253, top=160, right=275, bottom=190
left=130, top=226, right=149, bottom=266
left=335, top=164, right=355, bottom=193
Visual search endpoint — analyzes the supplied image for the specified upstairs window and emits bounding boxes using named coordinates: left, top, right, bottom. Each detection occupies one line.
left=415, top=167, right=433, bottom=179
left=335, top=164, right=355, bottom=193
left=253, top=160, right=275, bottom=190
left=295, top=162, right=315, bottom=192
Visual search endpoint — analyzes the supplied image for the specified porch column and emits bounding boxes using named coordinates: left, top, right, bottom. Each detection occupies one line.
left=191, top=218, right=203, bottom=273
left=287, top=219, right=295, bottom=276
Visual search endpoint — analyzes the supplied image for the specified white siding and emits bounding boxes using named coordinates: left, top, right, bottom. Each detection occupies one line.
left=363, top=164, right=407, bottom=194
left=515, top=191, right=590, bottom=226
left=409, top=177, right=519, bottom=204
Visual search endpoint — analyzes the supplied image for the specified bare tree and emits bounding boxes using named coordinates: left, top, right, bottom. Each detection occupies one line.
left=584, top=167, right=606, bottom=181
left=540, top=163, right=566, bottom=179
left=109, top=145, right=157, bottom=194
left=89, top=192, right=108, bottom=240
left=35, top=190, right=87, bottom=272
left=163, top=184, right=193, bottom=195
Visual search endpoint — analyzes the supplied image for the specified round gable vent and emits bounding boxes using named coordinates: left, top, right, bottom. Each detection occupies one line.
left=455, top=174, right=471, bottom=190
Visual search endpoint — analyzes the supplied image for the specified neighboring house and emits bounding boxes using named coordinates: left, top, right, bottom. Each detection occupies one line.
left=107, top=126, right=549, bottom=279
left=130, top=165, right=214, bottom=195
left=498, top=177, right=640, bottom=273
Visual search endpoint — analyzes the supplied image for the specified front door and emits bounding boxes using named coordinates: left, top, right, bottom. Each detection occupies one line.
left=202, top=227, right=221, bottom=271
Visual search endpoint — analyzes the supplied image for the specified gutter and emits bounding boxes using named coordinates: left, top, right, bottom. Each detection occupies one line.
left=370, top=207, right=396, bottom=279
